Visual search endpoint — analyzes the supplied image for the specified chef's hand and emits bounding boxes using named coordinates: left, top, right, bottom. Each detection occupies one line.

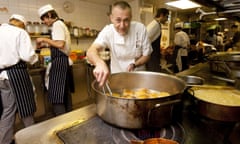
left=93, top=61, right=110, bottom=87
left=36, top=37, right=49, bottom=49
left=127, top=63, right=136, bottom=72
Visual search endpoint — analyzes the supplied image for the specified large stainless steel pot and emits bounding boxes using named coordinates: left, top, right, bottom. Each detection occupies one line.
left=188, top=85, right=240, bottom=122
left=91, top=71, right=186, bottom=129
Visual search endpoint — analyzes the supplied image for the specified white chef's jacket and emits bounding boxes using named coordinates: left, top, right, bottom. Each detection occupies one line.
left=174, top=30, right=190, bottom=48
left=174, top=30, right=190, bottom=71
left=94, top=21, right=153, bottom=73
left=52, top=20, right=71, bottom=56
left=147, top=20, right=161, bottom=42
left=0, top=23, right=38, bottom=80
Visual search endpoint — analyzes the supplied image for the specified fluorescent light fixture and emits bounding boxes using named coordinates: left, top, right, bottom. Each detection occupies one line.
left=166, top=0, right=201, bottom=9
left=214, top=17, right=227, bottom=21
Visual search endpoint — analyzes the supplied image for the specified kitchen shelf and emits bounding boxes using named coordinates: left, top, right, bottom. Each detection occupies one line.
left=71, top=35, right=96, bottom=39
left=30, top=35, right=50, bottom=38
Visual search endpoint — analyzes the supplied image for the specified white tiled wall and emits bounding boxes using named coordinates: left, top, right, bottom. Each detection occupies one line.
left=0, top=0, right=140, bottom=50
left=0, top=0, right=110, bottom=29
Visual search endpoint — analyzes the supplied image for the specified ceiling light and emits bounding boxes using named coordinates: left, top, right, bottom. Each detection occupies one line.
left=214, top=17, right=227, bottom=21
left=165, top=0, right=201, bottom=10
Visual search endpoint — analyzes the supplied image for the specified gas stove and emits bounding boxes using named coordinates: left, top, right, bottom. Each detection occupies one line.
left=57, top=116, right=185, bottom=144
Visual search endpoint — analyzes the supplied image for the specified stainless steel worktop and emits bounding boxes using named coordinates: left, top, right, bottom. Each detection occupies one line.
left=15, top=104, right=97, bottom=144
left=177, top=62, right=233, bottom=87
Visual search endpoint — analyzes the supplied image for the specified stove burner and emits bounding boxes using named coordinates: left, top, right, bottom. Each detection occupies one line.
left=57, top=116, right=137, bottom=144
left=126, top=123, right=185, bottom=144
left=57, top=116, right=185, bottom=144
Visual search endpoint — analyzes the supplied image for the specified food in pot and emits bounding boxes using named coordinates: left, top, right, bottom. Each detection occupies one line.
left=106, top=88, right=170, bottom=99
left=192, top=87, right=240, bottom=106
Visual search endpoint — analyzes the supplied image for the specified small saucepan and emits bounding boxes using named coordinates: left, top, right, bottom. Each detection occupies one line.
left=177, top=75, right=205, bottom=86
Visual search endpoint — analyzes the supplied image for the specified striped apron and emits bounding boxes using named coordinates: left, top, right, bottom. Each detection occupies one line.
left=48, top=47, right=69, bottom=104
left=6, top=61, right=36, bottom=118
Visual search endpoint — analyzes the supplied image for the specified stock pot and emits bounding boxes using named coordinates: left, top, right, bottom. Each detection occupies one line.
left=91, top=71, right=186, bottom=129
left=188, top=85, right=240, bottom=122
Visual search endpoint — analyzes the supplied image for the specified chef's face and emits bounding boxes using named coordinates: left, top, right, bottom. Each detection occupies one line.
left=110, top=6, right=132, bottom=36
left=41, top=17, right=52, bottom=26
left=160, top=14, right=169, bottom=24
left=41, top=13, right=54, bottom=26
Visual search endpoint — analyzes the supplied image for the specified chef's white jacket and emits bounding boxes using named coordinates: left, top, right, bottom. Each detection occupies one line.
left=94, top=21, right=153, bottom=73
left=174, top=30, right=190, bottom=48
left=147, top=19, right=161, bottom=42
left=52, top=20, right=71, bottom=56
left=0, top=23, right=38, bottom=80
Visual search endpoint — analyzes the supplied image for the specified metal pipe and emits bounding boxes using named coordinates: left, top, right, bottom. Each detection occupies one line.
left=196, top=7, right=240, bottom=19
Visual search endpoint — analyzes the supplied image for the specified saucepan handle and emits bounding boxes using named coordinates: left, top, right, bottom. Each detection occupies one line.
left=147, top=99, right=181, bottom=124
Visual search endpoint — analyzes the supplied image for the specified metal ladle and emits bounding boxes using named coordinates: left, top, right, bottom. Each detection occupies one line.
left=212, top=75, right=240, bottom=90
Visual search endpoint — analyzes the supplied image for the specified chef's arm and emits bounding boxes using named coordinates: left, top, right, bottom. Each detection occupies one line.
left=36, top=37, right=65, bottom=49
left=87, top=43, right=110, bottom=87
left=135, top=55, right=151, bottom=66
left=87, top=43, right=104, bottom=66
left=128, top=55, right=151, bottom=71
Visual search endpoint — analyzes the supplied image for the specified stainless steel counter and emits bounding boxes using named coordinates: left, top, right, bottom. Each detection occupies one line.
left=15, top=104, right=97, bottom=144
left=177, top=62, right=233, bottom=87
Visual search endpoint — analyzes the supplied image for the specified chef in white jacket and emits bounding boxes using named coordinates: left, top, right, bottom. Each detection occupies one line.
left=0, top=14, right=38, bottom=144
left=173, top=22, right=190, bottom=72
left=87, top=1, right=152, bottom=87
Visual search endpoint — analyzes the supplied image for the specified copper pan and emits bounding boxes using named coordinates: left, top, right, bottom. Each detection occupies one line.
left=131, top=138, right=179, bottom=144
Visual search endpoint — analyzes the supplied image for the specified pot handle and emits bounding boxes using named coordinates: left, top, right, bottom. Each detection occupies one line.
left=147, top=99, right=181, bottom=124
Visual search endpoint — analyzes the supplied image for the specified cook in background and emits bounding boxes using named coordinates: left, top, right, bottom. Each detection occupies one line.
left=36, top=4, right=72, bottom=116
left=227, top=24, right=240, bottom=51
left=231, top=32, right=240, bottom=51
left=146, top=8, right=169, bottom=72
left=0, top=14, right=38, bottom=144
left=173, top=22, right=190, bottom=72
left=87, top=0, right=153, bottom=87
left=205, top=28, right=223, bottom=51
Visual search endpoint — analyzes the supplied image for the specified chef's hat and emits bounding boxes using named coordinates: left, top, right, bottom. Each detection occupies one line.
left=38, top=4, right=55, bottom=17
left=10, top=14, right=26, bottom=26
left=174, top=22, right=183, bottom=29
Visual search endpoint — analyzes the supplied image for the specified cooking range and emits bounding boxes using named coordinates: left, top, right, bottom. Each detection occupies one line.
left=15, top=62, right=240, bottom=144
left=57, top=116, right=185, bottom=144
left=56, top=107, right=238, bottom=144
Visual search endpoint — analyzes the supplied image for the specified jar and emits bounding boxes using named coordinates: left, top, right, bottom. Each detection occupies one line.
left=73, top=26, right=79, bottom=37
left=26, top=21, right=34, bottom=35
left=90, top=29, right=95, bottom=37
left=85, top=27, right=90, bottom=36
left=41, top=22, right=49, bottom=35
left=79, top=27, right=84, bottom=37
left=33, top=22, right=41, bottom=35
